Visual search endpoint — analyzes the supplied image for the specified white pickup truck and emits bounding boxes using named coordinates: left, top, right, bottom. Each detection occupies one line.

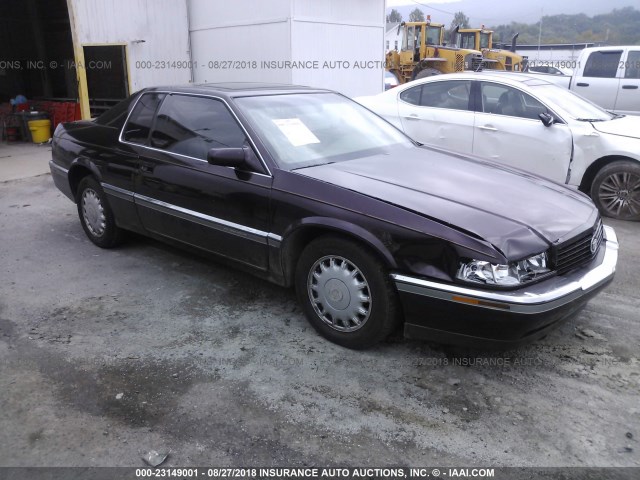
left=525, top=46, right=640, bottom=115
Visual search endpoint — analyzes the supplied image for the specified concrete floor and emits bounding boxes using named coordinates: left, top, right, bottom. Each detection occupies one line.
left=0, top=159, right=639, bottom=473
left=0, top=142, right=52, bottom=182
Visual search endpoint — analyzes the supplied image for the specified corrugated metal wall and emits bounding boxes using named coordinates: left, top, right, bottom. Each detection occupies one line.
left=69, top=0, right=191, bottom=92
left=188, top=0, right=386, bottom=96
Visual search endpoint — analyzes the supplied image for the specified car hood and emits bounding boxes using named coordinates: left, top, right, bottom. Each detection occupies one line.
left=295, top=146, right=597, bottom=259
left=592, top=116, right=640, bottom=139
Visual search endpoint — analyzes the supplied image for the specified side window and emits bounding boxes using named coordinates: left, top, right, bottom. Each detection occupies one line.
left=583, top=50, right=622, bottom=78
left=95, top=94, right=137, bottom=129
left=399, top=85, right=423, bottom=106
left=150, top=94, right=246, bottom=160
left=419, top=81, right=471, bottom=110
left=481, top=83, right=547, bottom=120
left=122, top=92, right=165, bottom=144
left=624, top=51, right=640, bottom=79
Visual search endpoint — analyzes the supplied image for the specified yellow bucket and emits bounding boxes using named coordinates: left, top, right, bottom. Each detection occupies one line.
left=28, top=119, right=51, bottom=143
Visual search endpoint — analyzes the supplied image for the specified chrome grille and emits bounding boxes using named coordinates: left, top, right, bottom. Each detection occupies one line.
left=471, top=56, right=483, bottom=71
left=552, top=220, right=604, bottom=274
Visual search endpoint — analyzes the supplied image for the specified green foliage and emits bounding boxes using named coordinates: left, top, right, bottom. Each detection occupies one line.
left=409, top=7, right=425, bottom=22
left=451, top=11, right=470, bottom=30
left=387, top=8, right=403, bottom=24
left=448, top=11, right=470, bottom=39
left=490, top=7, right=640, bottom=45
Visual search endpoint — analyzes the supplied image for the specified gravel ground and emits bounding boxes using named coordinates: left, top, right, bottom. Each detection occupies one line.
left=0, top=174, right=639, bottom=471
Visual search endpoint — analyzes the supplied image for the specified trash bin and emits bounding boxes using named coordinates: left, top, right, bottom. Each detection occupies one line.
left=28, top=119, right=51, bottom=143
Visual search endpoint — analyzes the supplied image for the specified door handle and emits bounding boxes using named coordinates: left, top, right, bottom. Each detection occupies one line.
left=140, top=162, right=154, bottom=173
left=622, top=85, right=639, bottom=89
left=576, top=82, right=589, bottom=87
left=478, top=125, right=498, bottom=131
left=404, top=113, right=420, bottom=121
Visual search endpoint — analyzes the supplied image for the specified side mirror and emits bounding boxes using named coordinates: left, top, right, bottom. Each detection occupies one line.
left=538, top=112, right=555, bottom=127
left=207, top=147, right=247, bottom=168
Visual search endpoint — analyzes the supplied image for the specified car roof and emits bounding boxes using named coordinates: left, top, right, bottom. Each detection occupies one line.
left=143, top=82, right=331, bottom=98
left=397, top=71, right=555, bottom=89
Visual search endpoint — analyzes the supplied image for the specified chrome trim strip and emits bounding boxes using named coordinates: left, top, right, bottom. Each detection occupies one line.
left=118, top=91, right=272, bottom=177
left=267, top=232, right=283, bottom=247
left=134, top=192, right=269, bottom=244
left=102, top=183, right=134, bottom=202
left=49, top=161, right=69, bottom=175
left=392, top=226, right=618, bottom=314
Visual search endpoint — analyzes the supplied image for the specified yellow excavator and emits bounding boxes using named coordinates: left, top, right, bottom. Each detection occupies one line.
left=454, top=26, right=526, bottom=71
left=386, top=17, right=484, bottom=84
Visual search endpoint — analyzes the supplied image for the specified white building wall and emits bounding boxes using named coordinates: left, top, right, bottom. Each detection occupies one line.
left=188, top=0, right=386, bottom=96
left=188, top=0, right=292, bottom=84
left=385, top=25, right=401, bottom=53
left=68, top=0, right=191, bottom=92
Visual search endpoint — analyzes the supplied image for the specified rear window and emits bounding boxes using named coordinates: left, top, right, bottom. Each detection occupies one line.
left=122, top=92, right=166, bottom=144
left=94, top=95, right=137, bottom=129
left=583, top=51, right=622, bottom=78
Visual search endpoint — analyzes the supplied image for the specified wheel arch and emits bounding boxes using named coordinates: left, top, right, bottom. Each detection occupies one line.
left=579, top=155, right=639, bottom=194
left=279, top=218, right=398, bottom=288
left=68, top=159, right=102, bottom=200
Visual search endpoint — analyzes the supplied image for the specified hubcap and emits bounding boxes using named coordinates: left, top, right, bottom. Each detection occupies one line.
left=307, top=255, right=372, bottom=332
left=82, top=188, right=106, bottom=237
left=598, top=171, right=640, bottom=218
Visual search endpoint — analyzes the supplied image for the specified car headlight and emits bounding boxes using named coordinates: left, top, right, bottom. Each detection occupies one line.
left=456, top=252, right=550, bottom=286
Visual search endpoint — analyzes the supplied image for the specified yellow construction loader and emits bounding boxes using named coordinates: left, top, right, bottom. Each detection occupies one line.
left=455, top=26, right=526, bottom=71
left=386, top=17, right=484, bottom=84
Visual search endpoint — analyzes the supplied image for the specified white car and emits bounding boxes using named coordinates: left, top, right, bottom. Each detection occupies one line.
left=356, top=72, right=640, bottom=220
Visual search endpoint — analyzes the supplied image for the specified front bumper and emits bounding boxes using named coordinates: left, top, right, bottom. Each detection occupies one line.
left=393, top=226, right=618, bottom=349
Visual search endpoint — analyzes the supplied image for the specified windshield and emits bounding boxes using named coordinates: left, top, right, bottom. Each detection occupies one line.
left=530, top=84, right=614, bottom=122
left=235, top=93, right=412, bottom=170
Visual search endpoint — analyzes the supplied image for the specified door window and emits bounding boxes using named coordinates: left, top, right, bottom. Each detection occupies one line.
left=480, top=83, right=547, bottom=119
left=150, top=94, right=246, bottom=160
left=583, top=50, right=622, bottom=78
left=420, top=81, right=472, bottom=110
left=624, top=51, right=640, bottom=79
left=122, top=92, right=166, bottom=144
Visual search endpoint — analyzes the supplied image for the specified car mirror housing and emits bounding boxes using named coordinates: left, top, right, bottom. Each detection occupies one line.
left=207, top=147, right=247, bottom=168
left=538, top=112, right=555, bottom=127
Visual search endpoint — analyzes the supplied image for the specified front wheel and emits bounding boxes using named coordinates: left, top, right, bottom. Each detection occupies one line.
left=590, top=161, right=640, bottom=221
left=76, top=176, right=124, bottom=247
left=295, top=236, right=400, bottom=349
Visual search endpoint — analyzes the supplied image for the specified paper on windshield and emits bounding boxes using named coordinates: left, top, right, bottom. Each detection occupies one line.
left=272, top=118, right=320, bottom=147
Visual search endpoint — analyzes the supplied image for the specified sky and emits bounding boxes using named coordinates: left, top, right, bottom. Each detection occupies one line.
left=386, top=0, right=459, bottom=5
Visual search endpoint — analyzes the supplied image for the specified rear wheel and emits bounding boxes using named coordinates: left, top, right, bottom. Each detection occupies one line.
left=414, top=67, right=441, bottom=80
left=590, top=161, right=640, bottom=221
left=295, top=236, right=400, bottom=349
left=76, top=176, right=124, bottom=247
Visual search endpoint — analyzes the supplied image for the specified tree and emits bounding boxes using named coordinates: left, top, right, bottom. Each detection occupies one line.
left=386, top=8, right=403, bottom=23
left=451, top=11, right=470, bottom=29
left=409, top=7, right=425, bottom=22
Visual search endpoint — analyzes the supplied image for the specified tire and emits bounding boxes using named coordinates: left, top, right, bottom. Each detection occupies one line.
left=295, top=235, right=400, bottom=349
left=413, top=67, right=441, bottom=80
left=76, top=176, right=124, bottom=248
left=590, top=160, right=640, bottom=221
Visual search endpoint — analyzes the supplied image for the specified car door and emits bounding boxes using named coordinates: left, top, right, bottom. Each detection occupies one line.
left=397, top=79, right=474, bottom=154
left=573, top=49, right=622, bottom=111
left=124, top=93, right=272, bottom=271
left=614, top=49, right=640, bottom=115
left=473, top=82, right=573, bottom=184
